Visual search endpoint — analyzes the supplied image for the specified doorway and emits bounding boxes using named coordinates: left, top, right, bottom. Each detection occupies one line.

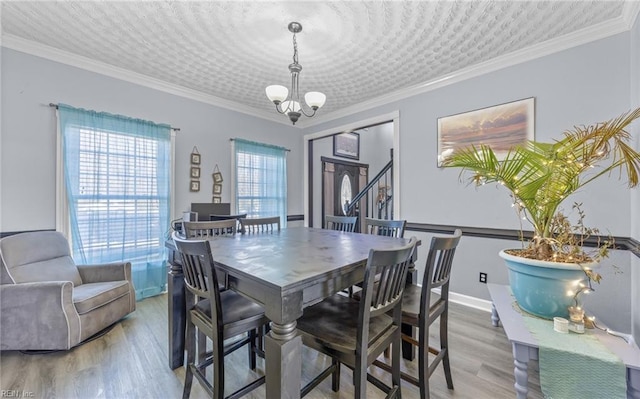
left=321, top=157, right=368, bottom=231
left=304, top=112, right=400, bottom=228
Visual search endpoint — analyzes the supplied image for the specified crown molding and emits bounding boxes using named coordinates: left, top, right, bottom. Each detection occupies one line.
left=2, top=6, right=635, bottom=132
left=623, top=0, right=640, bottom=29
left=1, top=34, right=289, bottom=126
left=304, top=14, right=632, bottom=128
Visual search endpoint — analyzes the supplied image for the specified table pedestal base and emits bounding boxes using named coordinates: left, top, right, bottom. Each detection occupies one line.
left=627, top=369, right=640, bottom=399
left=265, top=321, right=302, bottom=399
left=168, top=269, right=186, bottom=369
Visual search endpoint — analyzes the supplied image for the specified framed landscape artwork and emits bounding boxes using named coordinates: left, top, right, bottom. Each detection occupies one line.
left=437, top=97, right=535, bottom=167
left=333, top=132, right=360, bottom=160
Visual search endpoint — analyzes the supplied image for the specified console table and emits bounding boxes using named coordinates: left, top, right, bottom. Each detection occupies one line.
left=488, top=283, right=640, bottom=398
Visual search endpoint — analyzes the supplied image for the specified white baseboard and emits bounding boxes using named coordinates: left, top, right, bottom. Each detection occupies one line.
left=432, top=287, right=493, bottom=313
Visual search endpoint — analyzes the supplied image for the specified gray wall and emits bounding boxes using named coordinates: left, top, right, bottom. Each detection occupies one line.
left=359, top=123, right=394, bottom=181
left=305, top=31, right=637, bottom=333
left=310, top=123, right=393, bottom=227
left=0, top=48, right=302, bottom=233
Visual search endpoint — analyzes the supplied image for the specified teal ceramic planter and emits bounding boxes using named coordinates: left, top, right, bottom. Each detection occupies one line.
left=499, top=250, right=596, bottom=319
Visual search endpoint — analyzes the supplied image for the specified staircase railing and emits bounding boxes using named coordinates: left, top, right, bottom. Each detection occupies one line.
left=345, top=154, right=393, bottom=229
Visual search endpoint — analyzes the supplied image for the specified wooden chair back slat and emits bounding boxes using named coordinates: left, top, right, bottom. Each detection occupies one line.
left=209, top=213, right=247, bottom=233
left=172, top=232, right=224, bottom=328
left=425, top=230, right=462, bottom=291
left=240, top=216, right=281, bottom=234
left=364, top=218, right=406, bottom=238
left=183, top=220, right=237, bottom=239
left=325, top=215, right=358, bottom=232
left=361, top=237, right=417, bottom=319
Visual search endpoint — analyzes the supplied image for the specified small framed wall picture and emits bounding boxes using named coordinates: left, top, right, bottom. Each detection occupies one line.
left=190, top=180, right=200, bottom=192
left=191, top=146, right=201, bottom=165
left=190, top=167, right=201, bottom=179
left=213, top=183, right=222, bottom=195
left=191, top=153, right=201, bottom=165
left=212, top=164, right=223, bottom=183
left=212, top=196, right=222, bottom=203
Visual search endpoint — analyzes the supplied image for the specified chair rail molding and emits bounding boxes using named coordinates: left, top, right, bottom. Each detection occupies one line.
left=405, top=222, right=640, bottom=258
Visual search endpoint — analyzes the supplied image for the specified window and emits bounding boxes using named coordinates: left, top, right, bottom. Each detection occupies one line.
left=57, top=104, right=172, bottom=299
left=233, top=139, right=287, bottom=225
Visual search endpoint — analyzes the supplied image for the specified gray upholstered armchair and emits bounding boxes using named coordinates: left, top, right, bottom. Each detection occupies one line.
left=0, top=231, right=136, bottom=350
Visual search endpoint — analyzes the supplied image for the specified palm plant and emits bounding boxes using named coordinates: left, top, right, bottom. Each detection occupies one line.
left=442, top=107, right=640, bottom=264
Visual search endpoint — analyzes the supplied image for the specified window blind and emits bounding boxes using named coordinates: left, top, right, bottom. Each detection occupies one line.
left=234, top=139, right=287, bottom=225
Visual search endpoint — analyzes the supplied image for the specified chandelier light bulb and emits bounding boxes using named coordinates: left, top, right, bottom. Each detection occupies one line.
left=280, top=100, right=301, bottom=113
left=265, top=21, right=326, bottom=125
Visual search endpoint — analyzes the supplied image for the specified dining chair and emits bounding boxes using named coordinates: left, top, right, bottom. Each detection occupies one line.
left=172, top=232, right=268, bottom=399
left=374, top=229, right=462, bottom=399
left=297, top=237, right=418, bottom=399
left=182, top=219, right=237, bottom=238
left=325, top=215, right=358, bottom=296
left=349, top=218, right=406, bottom=298
left=325, top=215, right=358, bottom=232
left=239, top=216, right=280, bottom=233
left=364, top=218, right=406, bottom=238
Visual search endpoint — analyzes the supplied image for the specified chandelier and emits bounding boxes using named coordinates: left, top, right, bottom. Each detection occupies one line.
left=265, top=22, right=326, bottom=125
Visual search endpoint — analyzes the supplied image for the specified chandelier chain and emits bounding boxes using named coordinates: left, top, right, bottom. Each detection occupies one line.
left=292, top=32, right=298, bottom=65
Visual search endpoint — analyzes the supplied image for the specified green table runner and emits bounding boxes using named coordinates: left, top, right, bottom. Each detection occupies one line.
left=517, top=302, right=626, bottom=399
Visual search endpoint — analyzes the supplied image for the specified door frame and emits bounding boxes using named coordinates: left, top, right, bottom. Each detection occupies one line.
left=303, top=111, right=400, bottom=227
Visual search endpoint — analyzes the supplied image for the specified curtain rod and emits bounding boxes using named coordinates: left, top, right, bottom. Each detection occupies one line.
left=49, top=103, right=181, bottom=132
left=229, top=138, right=290, bottom=152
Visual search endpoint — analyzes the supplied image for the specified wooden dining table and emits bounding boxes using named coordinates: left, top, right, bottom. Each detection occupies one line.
left=166, top=226, right=417, bottom=399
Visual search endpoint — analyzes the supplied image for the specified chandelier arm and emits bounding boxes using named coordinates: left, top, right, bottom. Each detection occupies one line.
left=298, top=106, right=317, bottom=117
left=274, top=104, right=286, bottom=115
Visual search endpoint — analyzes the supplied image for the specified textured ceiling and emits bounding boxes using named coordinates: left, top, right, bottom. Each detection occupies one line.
left=1, top=1, right=636, bottom=125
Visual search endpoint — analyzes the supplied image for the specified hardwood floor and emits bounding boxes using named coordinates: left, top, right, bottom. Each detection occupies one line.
left=0, top=294, right=542, bottom=398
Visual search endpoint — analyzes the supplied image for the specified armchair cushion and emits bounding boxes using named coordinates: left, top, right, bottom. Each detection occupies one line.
left=73, top=281, right=131, bottom=315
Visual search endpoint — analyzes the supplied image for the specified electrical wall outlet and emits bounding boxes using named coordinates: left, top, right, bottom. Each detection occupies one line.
left=479, top=272, right=487, bottom=284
